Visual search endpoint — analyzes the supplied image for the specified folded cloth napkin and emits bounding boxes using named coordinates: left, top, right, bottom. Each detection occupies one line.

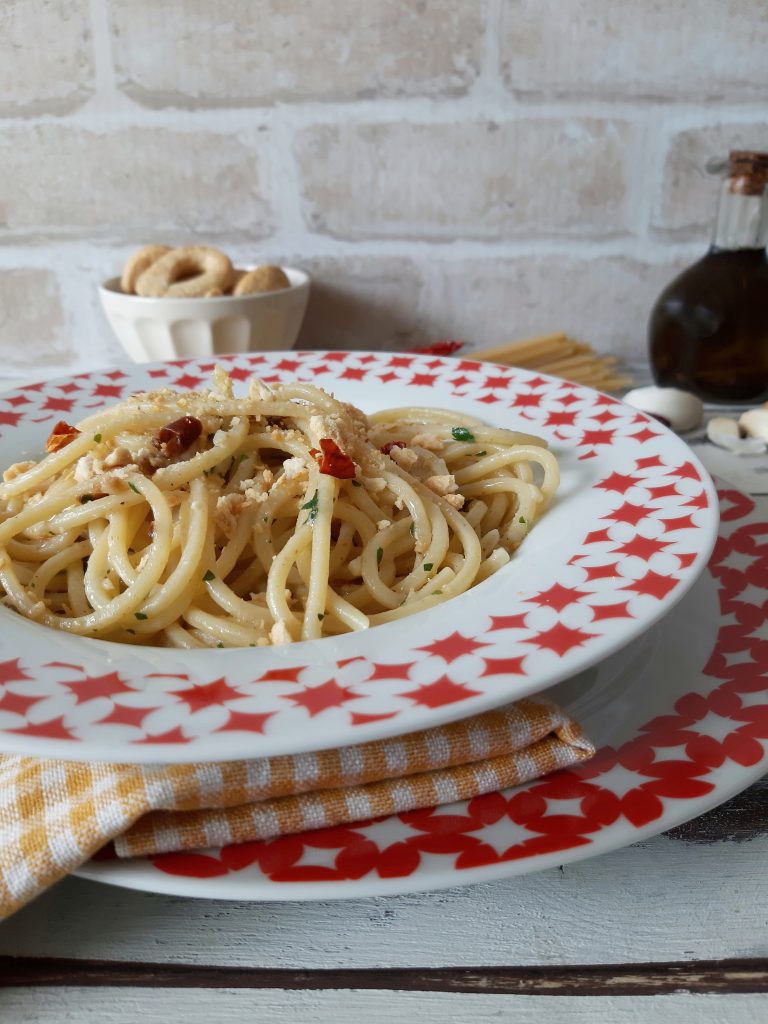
left=0, top=697, right=593, bottom=918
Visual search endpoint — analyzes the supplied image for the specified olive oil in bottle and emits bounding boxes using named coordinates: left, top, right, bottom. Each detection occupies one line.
left=649, top=150, right=768, bottom=403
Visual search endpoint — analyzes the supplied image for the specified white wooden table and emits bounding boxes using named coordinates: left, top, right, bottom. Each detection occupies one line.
left=0, top=382, right=766, bottom=1023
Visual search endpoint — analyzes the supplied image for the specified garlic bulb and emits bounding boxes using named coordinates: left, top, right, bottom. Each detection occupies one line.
left=739, top=409, right=768, bottom=442
left=623, top=386, right=703, bottom=432
left=707, top=416, right=766, bottom=456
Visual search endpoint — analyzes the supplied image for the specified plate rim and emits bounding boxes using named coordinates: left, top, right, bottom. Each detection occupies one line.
left=74, top=485, right=767, bottom=900
left=0, top=351, right=720, bottom=763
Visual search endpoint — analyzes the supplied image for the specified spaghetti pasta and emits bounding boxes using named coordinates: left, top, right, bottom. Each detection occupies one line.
left=0, top=369, right=559, bottom=648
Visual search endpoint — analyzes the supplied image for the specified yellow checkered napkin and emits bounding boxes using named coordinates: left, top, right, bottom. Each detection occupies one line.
left=0, top=698, right=593, bottom=918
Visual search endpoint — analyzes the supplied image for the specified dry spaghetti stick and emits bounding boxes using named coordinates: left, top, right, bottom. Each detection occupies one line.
left=471, top=333, right=568, bottom=364
left=580, top=375, right=632, bottom=392
left=535, top=354, right=617, bottom=375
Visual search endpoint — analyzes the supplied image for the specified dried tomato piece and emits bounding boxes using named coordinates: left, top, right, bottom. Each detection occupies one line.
left=46, top=420, right=80, bottom=453
left=381, top=440, right=407, bottom=456
left=153, top=416, right=203, bottom=458
left=409, top=340, right=464, bottom=356
left=316, top=438, right=356, bottom=479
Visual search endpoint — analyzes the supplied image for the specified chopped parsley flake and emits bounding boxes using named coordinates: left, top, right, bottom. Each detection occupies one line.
left=217, top=642, right=224, bottom=648
left=79, top=494, right=95, bottom=504
left=451, top=426, right=475, bottom=442
left=474, top=450, right=487, bottom=457
left=128, top=482, right=140, bottom=494
left=423, top=562, right=433, bottom=571
left=519, top=516, right=527, bottom=524
left=317, top=613, right=325, bottom=621
left=93, top=433, right=102, bottom=443
left=376, top=546, right=383, bottom=565
left=410, top=522, right=415, bottom=536
left=203, top=569, right=215, bottom=582
left=432, top=589, right=444, bottom=596
left=134, top=612, right=148, bottom=620
left=301, top=489, right=319, bottom=523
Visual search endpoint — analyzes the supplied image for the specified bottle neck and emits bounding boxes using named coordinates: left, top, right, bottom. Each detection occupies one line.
left=711, top=177, right=768, bottom=251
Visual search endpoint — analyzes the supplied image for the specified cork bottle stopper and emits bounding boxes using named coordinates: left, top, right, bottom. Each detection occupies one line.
left=728, top=150, right=768, bottom=195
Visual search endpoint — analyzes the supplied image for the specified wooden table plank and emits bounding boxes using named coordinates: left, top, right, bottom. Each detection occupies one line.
left=2, top=988, right=767, bottom=1024
left=2, top=830, right=766, bottom=969
left=3, top=955, right=768, bottom=995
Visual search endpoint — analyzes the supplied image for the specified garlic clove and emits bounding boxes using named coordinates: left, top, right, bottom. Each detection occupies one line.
left=707, top=414, right=766, bottom=455
left=738, top=408, right=768, bottom=442
left=623, top=386, right=703, bottom=433
left=707, top=416, right=740, bottom=441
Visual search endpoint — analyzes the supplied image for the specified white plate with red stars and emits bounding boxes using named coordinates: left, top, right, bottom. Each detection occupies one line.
left=77, top=485, right=768, bottom=900
left=0, top=351, right=718, bottom=764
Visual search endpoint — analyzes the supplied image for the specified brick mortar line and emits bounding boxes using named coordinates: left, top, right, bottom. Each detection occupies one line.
left=0, top=96, right=765, bottom=131
left=0, top=239, right=707, bottom=267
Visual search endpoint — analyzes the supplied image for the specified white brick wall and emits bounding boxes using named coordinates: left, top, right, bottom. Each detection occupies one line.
left=0, top=0, right=766, bottom=377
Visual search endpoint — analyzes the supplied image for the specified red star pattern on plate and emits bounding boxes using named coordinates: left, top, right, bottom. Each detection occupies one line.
left=481, top=656, right=526, bottom=677
left=589, top=601, right=633, bottom=622
left=596, top=472, right=641, bottom=495
left=92, top=384, right=125, bottom=399
left=10, top=715, right=74, bottom=739
left=0, top=658, right=32, bottom=685
left=602, top=501, right=648, bottom=527
left=217, top=710, right=274, bottom=734
left=96, top=703, right=151, bottom=729
left=658, top=514, right=698, bottom=534
left=169, top=677, right=245, bottom=709
left=62, top=672, right=134, bottom=703
left=417, top=632, right=492, bottom=662
left=583, top=527, right=614, bottom=545
left=173, top=373, right=205, bottom=390
left=366, top=662, right=416, bottom=681
left=581, top=561, right=622, bottom=582
left=0, top=689, right=41, bottom=717
left=256, top=666, right=306, bottom=684
left=524, top=623, right=597, bottom=656
left=400, top=675, right=481, bottom=708
left=527, top=584, right=590, bottom=612
left=135, top=726, right=189, bottom=744
left=484, top=374, right=512, bottom=390
left=510, top=393, right=542, bottom=409
left=409, top=372, right=438, bottom=387
left=287, top=679, right=359, bottom=716
left=544, top=410, right=578, bottom=427
left=621, top=570, right=678, bottom=600
left=579, top=427, right=616, bottom=447
left=611, top=535, right=672, bottom=560
left=627, top=427, right=660, bottom=444
left=488, top=613, right=530, bottom=631
left=42, top=396, right=76, bottom=412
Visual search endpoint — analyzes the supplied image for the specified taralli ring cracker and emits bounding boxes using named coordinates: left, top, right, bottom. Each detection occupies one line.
left=136, top=246, right=234, bottom=299
left=120, top=244, right=171, bottom=294
left=118, top=246, right=295, bottom=298
left=233, top=265, right=291, bottom=295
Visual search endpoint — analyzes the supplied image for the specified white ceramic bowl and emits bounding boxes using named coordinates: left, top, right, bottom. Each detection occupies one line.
left=99, top=267, right=310, bottom=362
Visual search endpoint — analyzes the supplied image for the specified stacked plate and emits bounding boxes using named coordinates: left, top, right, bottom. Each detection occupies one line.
left=0, top=350, right=766, bottom=901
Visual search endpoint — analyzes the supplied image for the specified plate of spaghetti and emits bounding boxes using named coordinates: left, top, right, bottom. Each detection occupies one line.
left=0, top=350, right=718, bottom=762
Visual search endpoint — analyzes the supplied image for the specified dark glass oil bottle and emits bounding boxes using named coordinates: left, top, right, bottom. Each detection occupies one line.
left=649, top=150, right=768, bottom=403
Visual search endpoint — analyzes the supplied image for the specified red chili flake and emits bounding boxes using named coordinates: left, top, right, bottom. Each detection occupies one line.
left=409, top=340, right=464, bottom=356
left=380, top=440, right=407, bottom=456
left=309, top=447, right=321, bottom=462
left=153, top=416, right=203, bottom=458
left=317, top=438, right=356, bottom=479
left=46, top=420, right=80, bottom=453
